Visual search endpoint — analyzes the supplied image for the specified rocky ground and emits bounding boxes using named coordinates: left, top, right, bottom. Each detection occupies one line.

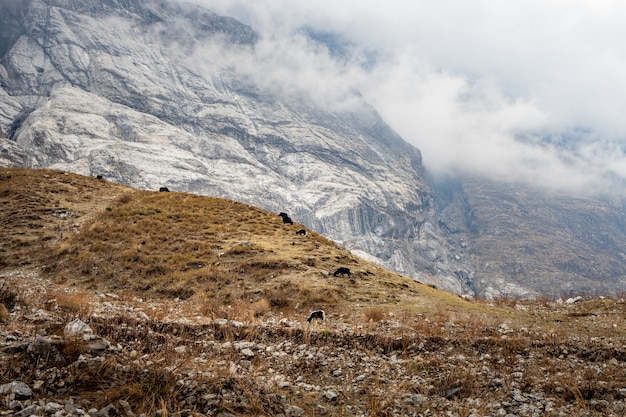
left=2, top=269, right=626, bottom=417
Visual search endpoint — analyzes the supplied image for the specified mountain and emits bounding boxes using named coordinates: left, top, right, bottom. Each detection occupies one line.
left=1, top=168, right=626, bottom=417
left=0, top=0, right=459, bottom=292
left=435, top=177, right=626, bottom=298
left=1, top=0, right=626, bottom=298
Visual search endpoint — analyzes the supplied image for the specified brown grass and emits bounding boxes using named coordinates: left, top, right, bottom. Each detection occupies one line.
left=363, top=305, right=386, bottom=322
left=4, top=168, right=626, bottom=336
left=49, top=290, right=92, bottom=317
left=5, top=168, right=498, bottom=320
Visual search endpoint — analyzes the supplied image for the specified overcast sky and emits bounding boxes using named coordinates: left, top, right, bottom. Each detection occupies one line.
left=185, top=0, right=626, bottom=195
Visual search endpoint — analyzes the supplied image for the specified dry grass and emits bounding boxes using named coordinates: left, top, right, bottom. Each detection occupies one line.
left=2, top=168, right=501, bottom=319
left=3, top=168, right=626, bottom=416
left=48, top=290, right=93, bottom=317
left=363, top=305, right=386, bottom=322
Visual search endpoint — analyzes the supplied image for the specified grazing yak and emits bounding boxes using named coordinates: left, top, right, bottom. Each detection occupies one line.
left=307, top=310, right=325, bottom=323
left=159, top=187, right=170, bottom=192
left=333, top=267, right=352, bottom=277
left=278, top=212, right=293, bottom=225
left=296, top=229, right=307, bottom=236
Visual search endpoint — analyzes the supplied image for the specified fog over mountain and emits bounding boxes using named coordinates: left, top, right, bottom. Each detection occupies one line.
left=2, top=0, right=626, bottom=298
left=193, top=0, right=626, bottom=195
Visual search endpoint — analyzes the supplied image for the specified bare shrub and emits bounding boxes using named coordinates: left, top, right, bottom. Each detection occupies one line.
left=364, top=306, right=386, bottom=323
left=251, top=298, right=271, bottom=317
left=0, top=303, right=9, bottom=323
left=115, top=193, right=133, bottom=205
left=0, top=280, right=18, bottom=310
left=53, top=291, right=92, bottom=317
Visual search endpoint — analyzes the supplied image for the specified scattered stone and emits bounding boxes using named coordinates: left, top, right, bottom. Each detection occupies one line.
left=285, top=404, right=304, bottom=416
left=99, top=403, right=119, bottom=417
left=64, top=318, right=95, bottom=340
left=0, top=381, right=32, bottom=399
left=118, top=399, right=136, bottom=417
left=27, top=335, right=62, bottom=356
left=83, top=337, right=110, bottom=354
left=240, top=348, right=255, bottom=358
left=15, top=404, right=39, bottom=417
left=323, top=390, right=338, bottom=402
left=45, top=402, right=64, bottom=414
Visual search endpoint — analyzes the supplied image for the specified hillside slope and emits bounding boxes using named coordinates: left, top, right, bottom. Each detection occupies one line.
left=0, top=167, right=463, bottom=313
left=1, top=168, right=626, bottom=417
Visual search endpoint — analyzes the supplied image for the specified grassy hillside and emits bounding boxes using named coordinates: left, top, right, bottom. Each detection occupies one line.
left=0, top=167, right=482, bottom=317
left=1, top=168, right=626, bottom=417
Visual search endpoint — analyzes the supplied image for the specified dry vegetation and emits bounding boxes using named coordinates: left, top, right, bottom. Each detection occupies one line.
left=1, top=168, right=626, bottom=416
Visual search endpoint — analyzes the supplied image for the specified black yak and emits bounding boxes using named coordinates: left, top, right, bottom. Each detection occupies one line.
left=333, top=267, right=351, bottom=277
left=307, top=310, right=325, bottom=323
left=278, top=212, right=293, bottom=224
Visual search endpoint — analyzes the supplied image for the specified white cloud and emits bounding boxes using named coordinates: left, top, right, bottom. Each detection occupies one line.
left=182, top=0, right=626, bottom=194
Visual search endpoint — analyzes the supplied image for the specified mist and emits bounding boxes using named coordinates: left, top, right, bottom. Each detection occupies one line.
left=180, top=0, right=626, bottom=195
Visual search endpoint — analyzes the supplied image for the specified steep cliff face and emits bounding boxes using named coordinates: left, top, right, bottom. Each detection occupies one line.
left=435, top=177, right=626, bottom=298
left=0, top=0, right=461, bottom=291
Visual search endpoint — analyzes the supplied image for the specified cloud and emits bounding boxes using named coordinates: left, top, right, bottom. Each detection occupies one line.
left=182, top=0, right=626, bottom=195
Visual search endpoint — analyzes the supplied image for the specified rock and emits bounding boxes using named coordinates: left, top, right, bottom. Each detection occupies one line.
left=83, top=337, right=110, bottom=354
left=27, top=335, right=63, bottom=356
left=323, top=390, right=338, bottom=402
left=240, top=348, right=255, bottom=358
left=118, top=399, right=136, bottom=417
left=64, top=318, right=95, bottom=340
left=99, top=403, right=119, bottom=417
left=0, top=381, right=32, bottom=399
left=15, top=404, right=39, bottom=417
left=316, top=405, right=328, bottom=415
left=285, top=404, right=304, bottom=416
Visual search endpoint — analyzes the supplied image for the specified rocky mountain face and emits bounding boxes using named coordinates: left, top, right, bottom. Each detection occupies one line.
left=1, top=0, right=626, bottom=298
left=435, top=178, right=626, bottom=298
left=0, top=0, right=459, bottom=292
